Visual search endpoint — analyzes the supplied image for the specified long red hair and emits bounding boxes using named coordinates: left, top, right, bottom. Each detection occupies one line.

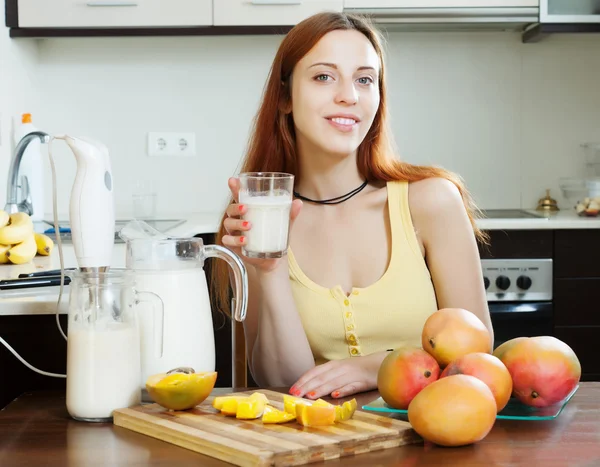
left=211, top=11, right=488, bottom=316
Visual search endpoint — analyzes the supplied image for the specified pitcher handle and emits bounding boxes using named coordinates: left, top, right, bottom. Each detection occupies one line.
left=135, top=290, right=164, bottom=358
left=204, top=245, right=248, bottom=322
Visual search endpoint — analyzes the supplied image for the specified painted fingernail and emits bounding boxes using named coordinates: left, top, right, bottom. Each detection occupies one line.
left=289, top=386, right=296, bottom=394
left=307, top=391, right=316, bottom=398
left=332, top=391, right=340, bottom=398
left=238, top=204, right=245, bottom=212
left=242, top=221, right=249, bottom=228
left=239, top=236, right=245, bottom=243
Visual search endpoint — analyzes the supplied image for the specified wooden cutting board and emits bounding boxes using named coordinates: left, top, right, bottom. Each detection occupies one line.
left=113, top=389, right=421, bottom=467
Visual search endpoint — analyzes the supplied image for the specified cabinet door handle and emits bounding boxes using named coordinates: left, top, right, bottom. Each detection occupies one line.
left=250, top=0, right=302, bottom=5
left=86, top=1, right=139, bottom=6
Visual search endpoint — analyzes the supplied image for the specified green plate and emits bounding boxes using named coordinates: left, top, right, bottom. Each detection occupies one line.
left=362, top=384, right=579, bottom=420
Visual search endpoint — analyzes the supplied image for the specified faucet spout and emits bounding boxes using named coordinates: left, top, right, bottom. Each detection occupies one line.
left=4, top=131, right=50, bottom=215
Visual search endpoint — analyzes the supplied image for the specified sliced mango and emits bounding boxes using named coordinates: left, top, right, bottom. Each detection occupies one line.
left=334, top=399, right=357, bottom=422
left=221, top=397, right=245, bottom=416
left=212, top=395, right=243, bottom=411
left=262, top=405, right=296, bottom=424
left=295, top=403, right=336, bottom=427
left=145, top=369, right=217, bottom=411
left=237, top=398, right=266, bottom=420
left=312, top=398, right=333, bottom=408
left=283, top=394, right=311, bottom=415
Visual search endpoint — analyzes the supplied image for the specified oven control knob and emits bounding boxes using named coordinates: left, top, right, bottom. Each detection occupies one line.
left=484, top=277, right=490, bottom=290
left=496, top=275, right=510, bottom=291
left=517, top=275, right=532, bottom=290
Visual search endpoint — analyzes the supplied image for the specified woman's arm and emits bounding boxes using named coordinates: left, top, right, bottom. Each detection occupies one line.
left=242, top=260, right=316, bottom=387
left=409, top=177, right=494, bottom=350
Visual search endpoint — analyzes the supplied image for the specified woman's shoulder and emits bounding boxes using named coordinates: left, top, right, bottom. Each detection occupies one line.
left=407, top=177, right=467, bottom=227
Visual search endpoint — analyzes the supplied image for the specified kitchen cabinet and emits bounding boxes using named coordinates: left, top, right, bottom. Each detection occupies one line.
left=553, top=229, right=600, bottom=381
left=17, top=0, right=213, bottom=28
left=214, top=0, right=343, bottom=26
left=344, top=1, right=539, bottom=7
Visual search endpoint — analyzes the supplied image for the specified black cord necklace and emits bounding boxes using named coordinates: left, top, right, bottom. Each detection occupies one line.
left=293, top=180, right=369, bottom=205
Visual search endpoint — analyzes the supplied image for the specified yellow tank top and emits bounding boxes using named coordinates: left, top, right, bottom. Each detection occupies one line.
left=288, top=180, right=438, bottom=365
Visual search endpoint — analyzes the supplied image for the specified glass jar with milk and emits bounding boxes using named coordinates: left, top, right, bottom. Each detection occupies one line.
left=239, top=172, right=294, bottom=259
left=66, top=270, right=163, bottom=423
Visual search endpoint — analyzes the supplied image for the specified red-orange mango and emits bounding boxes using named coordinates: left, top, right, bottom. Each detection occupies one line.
left=377, top=347, right=440, bottom=410
left=495, top=336, right=581, bottom=408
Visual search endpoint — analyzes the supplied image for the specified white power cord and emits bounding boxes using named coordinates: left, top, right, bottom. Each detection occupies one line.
left=0, top=136, right=68, bottom=379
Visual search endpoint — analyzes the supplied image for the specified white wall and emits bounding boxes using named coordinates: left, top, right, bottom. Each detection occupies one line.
left=2, top=27, right=600, bottom=219
left=0, top=8, right=39, bottom=209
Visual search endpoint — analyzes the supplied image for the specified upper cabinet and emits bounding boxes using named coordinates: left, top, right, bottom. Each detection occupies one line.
left=214, top=0, right=343, bottom=26
left=344, top=1, right=538, bottom=7
left=17, top=0, right=213, bottom=28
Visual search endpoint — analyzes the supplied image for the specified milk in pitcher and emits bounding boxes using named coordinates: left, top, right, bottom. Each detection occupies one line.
left=66, top=323, right=141, bottom=422
left=135, top=268, right=216, bottom=389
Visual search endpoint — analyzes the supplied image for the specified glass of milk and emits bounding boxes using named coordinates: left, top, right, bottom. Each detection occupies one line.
left=238, top=172, right=294, bottom=259
left=66, top=269, right=164, bottom=423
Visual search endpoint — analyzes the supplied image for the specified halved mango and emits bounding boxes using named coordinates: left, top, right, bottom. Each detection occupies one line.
left=145, top=369, right=217, bottom=411
left=262, top=405, right=296, bottom=424
left=296, top=403, right=336, bottom=427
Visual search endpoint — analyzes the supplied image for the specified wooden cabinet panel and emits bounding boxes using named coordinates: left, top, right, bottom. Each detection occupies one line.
left=554, top=326, right=600, bottom=377
left=18, top=0, right=213, bottom=28
left=554, top=278, right=600, bottom=326
left=479, top=230, right=553, bottom=259
left=555, top=230, right=600, bottom=278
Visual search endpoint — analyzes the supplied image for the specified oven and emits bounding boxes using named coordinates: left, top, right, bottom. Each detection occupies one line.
left=482, top=259, right=553, bottom=350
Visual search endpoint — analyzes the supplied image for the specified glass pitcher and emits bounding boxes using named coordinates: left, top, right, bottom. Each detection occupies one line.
left=124, top=237, right=248, bottom=390
left=66, top=269, right=164, bottom=423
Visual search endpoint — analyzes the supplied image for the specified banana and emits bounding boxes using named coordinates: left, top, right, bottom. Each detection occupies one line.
left=0, top=212, right=34, bottom=245
left=0, top=244, right=10, bottom=264
left=6, top=235, right=37, bottom=265
left=0, top=210, right=9, bottom=229
left=34, top=233, right=54, bottom=256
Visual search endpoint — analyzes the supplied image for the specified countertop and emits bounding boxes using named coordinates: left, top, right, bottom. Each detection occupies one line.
left=0, top=384, right=599, bottom=466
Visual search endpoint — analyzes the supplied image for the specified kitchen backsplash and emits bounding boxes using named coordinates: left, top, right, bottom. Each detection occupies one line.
left=2, top=16, right=600, bottom=218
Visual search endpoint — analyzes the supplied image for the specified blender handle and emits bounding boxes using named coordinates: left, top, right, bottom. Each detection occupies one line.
left=136, top=290, right=164, bottom=358
left=204, top=245, right=248, bottom=322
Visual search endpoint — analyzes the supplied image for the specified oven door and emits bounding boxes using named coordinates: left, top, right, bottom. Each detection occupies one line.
left=488, top=301, right=553, bottom=350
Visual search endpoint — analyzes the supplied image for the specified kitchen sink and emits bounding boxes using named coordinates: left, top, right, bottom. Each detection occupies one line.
left=37, top=219, right=185, bottom=243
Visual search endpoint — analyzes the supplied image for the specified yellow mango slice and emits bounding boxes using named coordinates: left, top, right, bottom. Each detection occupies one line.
left=312, top=398, right=333, bottom=408
left=283, top=394, right=311, bottom=415
left=212, top=396, right=243, bottom=411
left=296, top=403, right=336, bottom=427
left=236, top=398, right=266, bottom=420
left=262, top=405, right=296, bottom=424
left=221, top=397, right=246, bottom=416
left=334, top=398, right=357, bottom=422
left=249, top=392, right=269, bottom=404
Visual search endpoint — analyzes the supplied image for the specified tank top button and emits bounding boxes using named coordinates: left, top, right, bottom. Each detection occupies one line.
left=344, top=299, right=350, bottom=306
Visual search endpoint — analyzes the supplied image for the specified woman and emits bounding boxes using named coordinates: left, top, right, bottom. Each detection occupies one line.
left=213, top=11, right=493, bottom=400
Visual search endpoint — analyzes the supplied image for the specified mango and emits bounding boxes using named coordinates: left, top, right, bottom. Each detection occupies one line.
left=335, top=399, right=357, bottom=422
left=295, top=403, right=336, bottom=427
left=283, top=394, right=310, bottom=415
left=408, top=374, right=497, bottom=447
left=441, top=352, right=513, bottom=412
left=377, top=347, right=440, bottom=410
left=236, top=398, right=266, bottom=420
left=494, top=336, right=581, bottom=408
left=422, top=308, right=491, bottom=367
left=262, top=405, right=296, bottom=424
left=146, top=367, right=217, bottom=411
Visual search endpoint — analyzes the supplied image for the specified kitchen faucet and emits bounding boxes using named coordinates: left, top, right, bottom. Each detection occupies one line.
left=4, top=131, right=50, bottom=215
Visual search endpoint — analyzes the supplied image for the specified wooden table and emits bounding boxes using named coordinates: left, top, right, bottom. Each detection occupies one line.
left=1, top=384, right=599, bottom=466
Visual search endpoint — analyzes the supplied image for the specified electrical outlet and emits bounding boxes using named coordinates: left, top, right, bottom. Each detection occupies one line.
left=147, top=132, right=196, bottom=157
